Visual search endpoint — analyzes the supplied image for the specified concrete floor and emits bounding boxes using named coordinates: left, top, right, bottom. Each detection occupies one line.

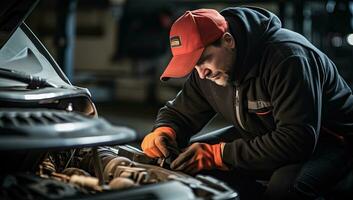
left=95, top=101, right=231, bottom=143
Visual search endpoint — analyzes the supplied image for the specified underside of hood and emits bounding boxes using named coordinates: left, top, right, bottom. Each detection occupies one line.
left=0, top=0, right=39, bottom=49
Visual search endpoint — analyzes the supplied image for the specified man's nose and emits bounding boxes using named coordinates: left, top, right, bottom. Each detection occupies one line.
left=195, top=66, right=211, bottom=79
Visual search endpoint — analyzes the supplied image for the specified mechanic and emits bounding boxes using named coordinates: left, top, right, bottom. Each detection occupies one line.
left=141, top=7, right=353, bottom=199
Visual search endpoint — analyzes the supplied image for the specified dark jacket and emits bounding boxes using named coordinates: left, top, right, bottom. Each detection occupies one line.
left=154, top=6, right=353, bottom=171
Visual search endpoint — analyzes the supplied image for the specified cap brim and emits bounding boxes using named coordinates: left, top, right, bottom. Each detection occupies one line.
left=160, top=48, right=204, bottom=81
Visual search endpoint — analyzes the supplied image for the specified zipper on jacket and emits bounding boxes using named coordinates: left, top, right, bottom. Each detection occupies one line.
left=235, top=88, right=245, bottom=130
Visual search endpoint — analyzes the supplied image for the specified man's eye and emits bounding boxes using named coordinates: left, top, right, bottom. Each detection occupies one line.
left=196, top=58, right=205, bottom=66
left=197, top=55, right=210, bottom=66
left=196, top=60, right=205, bottom=66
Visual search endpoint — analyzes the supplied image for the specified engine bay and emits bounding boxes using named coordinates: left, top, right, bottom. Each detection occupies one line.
left=1, top=145, right=238, bottom=199
left=0, top=108, right=238, bottom=200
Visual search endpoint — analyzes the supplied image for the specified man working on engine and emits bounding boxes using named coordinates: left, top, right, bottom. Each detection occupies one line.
left=141, top=7, right=353, bottom=199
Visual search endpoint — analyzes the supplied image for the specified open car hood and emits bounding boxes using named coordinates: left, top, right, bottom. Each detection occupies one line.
left=0, top=24, right=74, bottom=90
left=0, top=0, right=137, bottom=149
left=0, top=0, right=74, bottom=90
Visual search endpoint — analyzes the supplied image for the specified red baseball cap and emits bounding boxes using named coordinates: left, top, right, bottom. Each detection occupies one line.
left=160, top=9, right=228, bottom=81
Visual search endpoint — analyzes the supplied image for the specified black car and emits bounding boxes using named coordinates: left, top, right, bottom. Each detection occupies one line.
left=0, top=1, right=238, bottom=199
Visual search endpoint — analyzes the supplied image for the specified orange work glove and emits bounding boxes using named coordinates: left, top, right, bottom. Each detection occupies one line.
left=141, top=126, right=178, bottom=158
left=170, top=142, right=228, bottom=174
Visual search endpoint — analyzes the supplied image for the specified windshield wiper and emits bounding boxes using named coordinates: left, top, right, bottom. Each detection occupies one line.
left=0, top=67, right=57, bottom=89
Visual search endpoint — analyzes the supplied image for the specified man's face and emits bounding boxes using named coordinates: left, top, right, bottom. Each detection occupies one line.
left=194, top=33, right=236, bottom=87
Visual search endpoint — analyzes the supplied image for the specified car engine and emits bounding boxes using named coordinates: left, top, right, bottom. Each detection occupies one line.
left=0, top=109, right=238, bottom=200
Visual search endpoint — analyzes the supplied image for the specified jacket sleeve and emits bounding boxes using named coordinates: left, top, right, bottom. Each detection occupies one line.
left=154, top=71, right=216, bottom=147
left=223, top=55, right=322, bottom=170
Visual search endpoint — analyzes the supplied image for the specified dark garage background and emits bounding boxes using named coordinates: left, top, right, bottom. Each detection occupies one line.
left=26, top=0, right=353, bottom=141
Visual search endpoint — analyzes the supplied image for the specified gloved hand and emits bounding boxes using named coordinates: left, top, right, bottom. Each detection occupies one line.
left=141, top=127, right=178, bottom=158
left=170, top=142, right=228, bottom=174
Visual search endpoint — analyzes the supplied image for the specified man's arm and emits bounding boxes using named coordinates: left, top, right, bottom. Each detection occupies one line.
left=223, top=55, right=322, bottom=170
left=154, top=71, right=217, bottom=147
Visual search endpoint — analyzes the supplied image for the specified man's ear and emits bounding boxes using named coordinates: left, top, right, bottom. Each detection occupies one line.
left=222, top=32, right=235, bottom=48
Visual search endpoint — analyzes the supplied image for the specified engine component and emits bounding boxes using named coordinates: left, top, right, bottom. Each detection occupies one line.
left=103, top=157, right=133, bottom=181
left=62, top=167, right=91, bottom=177
left=0, top=173, right=81, bottom=200
left=77, top=146, right=239, bottom=199
left=109, top=177, right=137, bottom=190
left=69, top=175, right=102, bottom=191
